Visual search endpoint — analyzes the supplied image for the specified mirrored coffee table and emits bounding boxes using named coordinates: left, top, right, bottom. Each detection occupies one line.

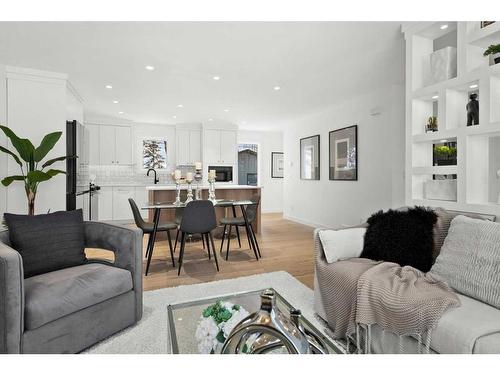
left=167, top=288, right=345, bottom=354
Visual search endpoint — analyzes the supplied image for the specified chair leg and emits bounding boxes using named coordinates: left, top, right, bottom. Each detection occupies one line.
left=226, top=225, right=232, bottom=261
left=145, top=233, right=153, bottom=258
left=202, top=234, right=206, bottom=249
left=205, top=233, right=211, bottom=260
left=235, top=226, right=241, bottom=248
left=244, top=225, right=253, bottom=249
left=250, top=224, right=261, bottom=258
left=220, top=224, right=227, bottom=254
left=174, top=228, right=180, bottom=253
left=209, top=232, right=219, bottom=272
left=166, top=230, right=175, bottom=267
left=177, top=232, right=186, bottom=276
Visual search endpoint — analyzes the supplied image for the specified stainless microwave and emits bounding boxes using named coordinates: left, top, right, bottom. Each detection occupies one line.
left=208, top=166, right=233, bottom=182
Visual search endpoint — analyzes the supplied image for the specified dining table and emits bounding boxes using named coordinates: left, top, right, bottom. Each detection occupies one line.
left=141, top=199, right=259, bottom=275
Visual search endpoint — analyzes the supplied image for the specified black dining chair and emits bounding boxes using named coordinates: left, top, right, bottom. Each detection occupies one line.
left=128, top=198, right=176, bottom=270
left=220, top=195, right=261, bottom=261
left=177, top=200, right=220, bottom=276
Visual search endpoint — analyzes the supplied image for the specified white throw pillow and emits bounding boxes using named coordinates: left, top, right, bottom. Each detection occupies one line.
left=319, top=228, right=366, bottom=263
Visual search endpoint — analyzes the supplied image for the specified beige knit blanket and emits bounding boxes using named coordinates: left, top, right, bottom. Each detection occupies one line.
left=324, top=258, right=460, bottom=353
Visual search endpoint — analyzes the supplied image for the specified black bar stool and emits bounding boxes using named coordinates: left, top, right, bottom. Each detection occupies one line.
left=128, top=198, right=176, bottom=274
left=220, top=195, right=261, bottom=261
left=177, top=200, right=219, bottom=276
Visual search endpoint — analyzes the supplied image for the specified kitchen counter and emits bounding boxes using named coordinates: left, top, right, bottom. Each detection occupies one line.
left=146, top=184, right=262, bottom=191
left=147, top=184, right=262, bottom=234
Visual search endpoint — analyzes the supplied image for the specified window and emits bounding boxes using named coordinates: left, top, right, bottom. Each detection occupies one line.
left=238, top=143, right=258, bottom=186
left=142, top=139, right=167, bottom=169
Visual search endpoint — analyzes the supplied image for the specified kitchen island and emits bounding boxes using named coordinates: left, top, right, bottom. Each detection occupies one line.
left=146, top=185, right=262, bottom=234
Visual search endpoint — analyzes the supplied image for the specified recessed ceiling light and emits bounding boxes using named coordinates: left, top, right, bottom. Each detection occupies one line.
left=432, top=95, right=439, bottom=100
left=172, top=115, right=177, bottom=119
left=224, top=109, right=229, bottom=112
left=213, top=76, right=221, bottom=80
left=118, top=111, right=124, bottom=114
left=469, top=84, right=478, bottom=89
left=145, top=65, right=155, bottom=71
left=113, top=100, right=119, bottom=104
left=177, top=104, right=183, bottom=108
left=274, top=86, right=281, bottom=91
left=208, top=118, right=213, bottom=122
left=105, top=85, right=113, bottom=89
left=440, top=139, right=448, bottom=143
left=440, top=24, right=448, bottom=30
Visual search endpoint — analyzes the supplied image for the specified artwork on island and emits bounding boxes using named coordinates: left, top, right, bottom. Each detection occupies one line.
left=329, top=125, right=357, bottom=181
left=142, top=139, right=167, bottom=169
left=300, top=135, right=320, bottom=180
left=271, top=152, right=284, bottom=178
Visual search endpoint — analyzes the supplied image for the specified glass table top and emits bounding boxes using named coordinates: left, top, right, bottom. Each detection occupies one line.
left=167, top=288, right=345, bottom=354
left=142, top=199, right=254, bottom=210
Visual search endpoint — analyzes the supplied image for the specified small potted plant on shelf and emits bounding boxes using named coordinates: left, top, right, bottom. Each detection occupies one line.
left=484, top=44, right=500, bottom=65
left=426, top=116, right=438, bottom=133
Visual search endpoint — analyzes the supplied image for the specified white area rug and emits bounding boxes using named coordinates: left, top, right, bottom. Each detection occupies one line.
left=85, top=271, right=319, bottom=354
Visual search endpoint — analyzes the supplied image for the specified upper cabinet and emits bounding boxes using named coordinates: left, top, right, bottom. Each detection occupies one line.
left=96, top=124, right=133, bottom=165
left=203, top=128, right=237, bottom=164
left=86, top=123, right=100, bottom=165
left=176, top=126, right=201, bottom=165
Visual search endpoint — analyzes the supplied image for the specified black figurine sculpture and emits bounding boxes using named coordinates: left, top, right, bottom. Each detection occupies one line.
left=466, top=93, right=479, bottom=126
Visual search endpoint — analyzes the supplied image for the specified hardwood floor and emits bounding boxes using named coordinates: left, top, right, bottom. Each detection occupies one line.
left=85, top=213, right=315, bottom=291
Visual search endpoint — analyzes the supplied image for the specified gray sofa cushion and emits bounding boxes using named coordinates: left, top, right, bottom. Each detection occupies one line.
left=431, top=215, right=500, bottom=309
left=3, top=209, right=86, bottom=278
left=24, top=263, right=133, bottom=330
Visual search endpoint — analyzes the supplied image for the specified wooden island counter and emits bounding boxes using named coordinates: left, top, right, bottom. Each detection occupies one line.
left=146, top=185, right=262, bottom=234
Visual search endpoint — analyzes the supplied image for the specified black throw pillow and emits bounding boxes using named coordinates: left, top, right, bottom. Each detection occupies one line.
left=360, top=206, right=437, bottom=272
left=4, top=209, right=87, bottom=278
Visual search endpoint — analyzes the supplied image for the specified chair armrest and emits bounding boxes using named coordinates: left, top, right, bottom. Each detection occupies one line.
left=0, top=241, right=24, bottom=353
left=83, top=221, right=143, bottom=321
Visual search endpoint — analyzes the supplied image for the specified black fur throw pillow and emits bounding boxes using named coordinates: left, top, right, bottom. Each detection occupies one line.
left=360, top=206, right=438, bottom=272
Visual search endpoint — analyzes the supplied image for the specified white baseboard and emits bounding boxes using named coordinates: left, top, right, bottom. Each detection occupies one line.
left=282, top=214, right=325, bottom=229
left=261, top=209, right=283, bottom=214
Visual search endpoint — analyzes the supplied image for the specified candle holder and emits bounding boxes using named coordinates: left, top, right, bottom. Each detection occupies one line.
left=208, top=176, right=216, bottom=203
left=173, top=179, right=182, bottom=206
left=194, top=169, right=203, bottom=200
left=186, top=179, right=194, bottom=203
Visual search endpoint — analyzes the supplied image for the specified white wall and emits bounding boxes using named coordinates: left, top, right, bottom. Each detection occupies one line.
left=238, top=130, right=283, bottom=213
left=282, top=84, right=405, bottom=228
left=4, top=67, right=68, bottom=215
left=0, top=66, right=7, bottom=216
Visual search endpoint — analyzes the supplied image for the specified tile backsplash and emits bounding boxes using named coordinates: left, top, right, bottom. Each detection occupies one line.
left=78, top=164, right=196, bottom=186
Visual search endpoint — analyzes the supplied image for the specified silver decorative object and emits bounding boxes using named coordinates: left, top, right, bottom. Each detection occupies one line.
left=429, top=46, right=457, bottom=84
left=208, top=176, right=216, bottom=203
left=194, top=169, right=203, bottom=200
left=173, top=180, right=182, bottom=206
left=220, top=289, right=328, bottom=354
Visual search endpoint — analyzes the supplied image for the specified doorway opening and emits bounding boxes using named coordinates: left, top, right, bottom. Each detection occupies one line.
left=238, top=143, right=259, bottom=186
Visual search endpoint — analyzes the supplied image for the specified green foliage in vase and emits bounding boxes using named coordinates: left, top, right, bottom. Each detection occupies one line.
left=483, top=44, right=500, bottom=56
left=0, top=125, right=73, bottom=215
left=434, top=145, right=457, bottom=157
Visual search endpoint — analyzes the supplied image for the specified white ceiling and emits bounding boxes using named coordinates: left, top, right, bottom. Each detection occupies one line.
left=0, top=22, right=405, bottom=130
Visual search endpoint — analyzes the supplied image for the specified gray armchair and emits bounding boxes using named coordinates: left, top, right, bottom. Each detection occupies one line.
left=0, top=221, right=143, bottom=354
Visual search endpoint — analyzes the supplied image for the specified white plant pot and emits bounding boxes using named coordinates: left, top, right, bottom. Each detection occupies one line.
left=429, top=46, right=457, bottom=85
left=424, top=179, right=457, bottom=201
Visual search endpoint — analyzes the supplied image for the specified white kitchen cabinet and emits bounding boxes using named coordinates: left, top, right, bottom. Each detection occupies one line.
left=203, top=128, right=237, bottom=164
left=115, top=126, right=132, bottom=165
left=98, top=187, right=113, bottom=221
left=98, top=125, right=133, bottom=165
left=112, top=187, right=135, bottom=220
left=99, top=126, right=116, bottom=165
left=86, top=124, right=100, bottom=165
left=176, top=128, right=201, bottom=165
left=220, top=130, right=237, bottom=164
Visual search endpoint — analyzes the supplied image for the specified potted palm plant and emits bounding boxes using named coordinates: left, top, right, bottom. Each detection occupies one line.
left=0, top=125, right=72, bottom=215
left=484, top=44, right=500, bottom=65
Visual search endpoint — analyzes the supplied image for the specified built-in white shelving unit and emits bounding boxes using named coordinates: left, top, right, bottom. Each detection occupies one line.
left=403, top=22, right=500, bottom=216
